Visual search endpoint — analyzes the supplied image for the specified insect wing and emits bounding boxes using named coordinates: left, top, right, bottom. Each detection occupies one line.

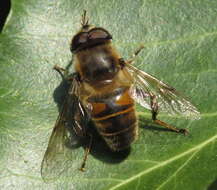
left=41, top=78, right=88, bottom=182
left=126, top=64, right=200, bottom=119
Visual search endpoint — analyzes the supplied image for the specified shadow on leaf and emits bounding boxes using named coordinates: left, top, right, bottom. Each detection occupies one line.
left=207, top=179, right=217, bottom=190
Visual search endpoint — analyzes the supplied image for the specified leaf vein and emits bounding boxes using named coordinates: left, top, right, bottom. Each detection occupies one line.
left=156, top=149, right=200, bottom=190
left=109, top=133, right=217, bottom=190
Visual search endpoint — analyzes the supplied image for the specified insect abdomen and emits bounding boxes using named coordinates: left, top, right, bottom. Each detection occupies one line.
left=88, top=87, right=138, bottom=151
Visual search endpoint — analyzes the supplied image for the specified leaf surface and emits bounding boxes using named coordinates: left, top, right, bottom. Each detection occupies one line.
left=0, top=0, right=217, bottom=189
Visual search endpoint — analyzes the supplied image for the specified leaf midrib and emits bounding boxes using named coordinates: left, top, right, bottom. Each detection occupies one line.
left=109, top=133, right=217, bottom=190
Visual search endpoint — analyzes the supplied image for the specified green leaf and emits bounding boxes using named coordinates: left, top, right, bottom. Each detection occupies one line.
left=1, top=0, right=217, bottom=189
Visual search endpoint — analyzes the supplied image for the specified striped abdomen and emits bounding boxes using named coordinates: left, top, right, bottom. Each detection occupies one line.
left=87, top=87, right=138, bottom=151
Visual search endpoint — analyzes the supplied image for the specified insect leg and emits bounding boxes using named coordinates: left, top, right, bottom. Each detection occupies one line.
left=79, top=134, right=93, bottom=171
left=128, top=45, right=145, bottom=63
left=53, top=64, right=69, bottom=79
left=150, top=94, right=188, bottom=135
left=119, top=45, right=145, bottom=68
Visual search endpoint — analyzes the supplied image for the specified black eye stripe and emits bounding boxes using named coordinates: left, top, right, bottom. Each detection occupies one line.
left=70, top=28, right=112, bottom=52
left=78, top=33, right=88, bottom=43
left=74, top=28, right=111, bottom=44
left=88, top=31, right=108, bottom=39
left=88, top=28, right=112, bottom=40
left=74, top=32, right=88, bottom=43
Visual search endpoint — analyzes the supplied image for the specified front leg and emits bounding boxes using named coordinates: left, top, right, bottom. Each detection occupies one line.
left=126, top=45, right=145, bottom=64
left=54, top=64, right=82, bottom=82
left=118, top=45, right=145, bottom=69
left=53, top=65, right=69, bottom=79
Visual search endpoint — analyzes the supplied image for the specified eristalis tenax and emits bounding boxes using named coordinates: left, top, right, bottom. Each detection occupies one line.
left=41, top=10, right=200, bottom=181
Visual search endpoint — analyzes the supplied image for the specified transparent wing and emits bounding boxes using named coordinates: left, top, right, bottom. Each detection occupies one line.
left=41, top=77, right=88, bottom=182
left=126, top=63, right=200, bottom=119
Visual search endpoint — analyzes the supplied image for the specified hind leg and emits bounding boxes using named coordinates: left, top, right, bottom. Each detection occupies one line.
left=150, top=93, right=188, bottom=135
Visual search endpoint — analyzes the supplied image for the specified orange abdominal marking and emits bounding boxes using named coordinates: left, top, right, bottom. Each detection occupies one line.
left=115, top=90, right=133, bottom=105
left=91, top=102, right=107, bottom=115
left=93, top=106, right=134, bottom=121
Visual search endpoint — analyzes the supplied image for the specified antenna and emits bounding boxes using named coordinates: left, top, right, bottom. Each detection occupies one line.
left=81, top=10, right=89, bottom=28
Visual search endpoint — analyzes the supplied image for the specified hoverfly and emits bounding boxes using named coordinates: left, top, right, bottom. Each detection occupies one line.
left=41, top=10, right=200, bottom=181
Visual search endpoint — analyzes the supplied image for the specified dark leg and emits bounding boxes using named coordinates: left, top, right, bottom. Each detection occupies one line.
left=150, top=94, right=188, bottom=135
left=79, top=134, right=93, bottom=171
left=119, top=45, right=145, bottom=69
left=54, top=62, right=78, bottom=81
left=128, top=45, right=145, bottom=63
left=53, top=65, right=68, bottom=79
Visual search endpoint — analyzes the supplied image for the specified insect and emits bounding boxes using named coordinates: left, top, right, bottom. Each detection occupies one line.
left=41, top=10, right=200, bottom=181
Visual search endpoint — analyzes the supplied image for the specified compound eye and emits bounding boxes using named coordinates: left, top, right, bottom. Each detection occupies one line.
left=88, top=28, right=112, bottom=40
left=71, top=32, right=88, bottom=52
left=77, top=32, right=88, bottom=43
